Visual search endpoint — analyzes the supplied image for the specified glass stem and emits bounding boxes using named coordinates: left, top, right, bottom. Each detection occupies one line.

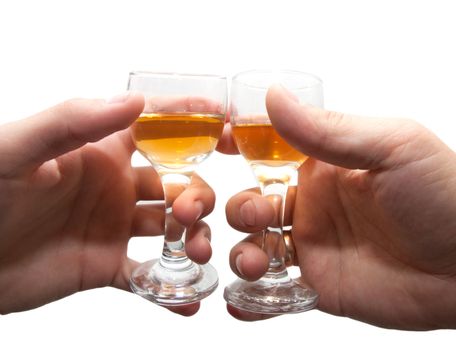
left=159, top=172, right=193, bottom=271
left=260, top=180, right=291, bottom=283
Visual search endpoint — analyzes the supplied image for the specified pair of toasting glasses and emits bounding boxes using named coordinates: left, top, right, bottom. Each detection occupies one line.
left=128, top=70, right=322, bottom=314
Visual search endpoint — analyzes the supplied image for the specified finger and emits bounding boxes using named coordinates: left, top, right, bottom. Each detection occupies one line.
left=114, top=258, right=201, bottom=316
left=229, top=239, right=269, bottom=281
left=0, top=92, right=145, bottom=177
left=226, top=304, right=277, bottom=322
left=216, top=122, right=239, bottom=154
left=172, top=174, right=215, bottom=227
left=185, top=221, right=212, bottom=264
left=266, top=84, right=420, bottom=170
left=226, top=190, right=274, bottom=233
left=216, top=109, right=239, bottom=154
left=225, top=187, right=297, bottom=232
left=133, top=166, right=164, bottom=200
left=166, top=303, right=201, bottom=317
left=130, top=203, right=164, bottom=237
left=112, top=257, right=139, bottom=292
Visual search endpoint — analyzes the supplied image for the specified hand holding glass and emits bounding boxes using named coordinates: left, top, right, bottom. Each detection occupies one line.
left=224, top=70, right=322, bottom=314
left=128, top=72, right=226, bottom=305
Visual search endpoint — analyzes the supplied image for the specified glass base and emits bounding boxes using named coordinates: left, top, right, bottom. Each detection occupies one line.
left=130, top=258, right=218, bottom=306
left=224, top=275, right=318, bottom=314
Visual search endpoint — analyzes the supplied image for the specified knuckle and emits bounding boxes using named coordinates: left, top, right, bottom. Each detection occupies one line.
left=58, top=98, right=86, bottom=116
left=325, top=110, right=347, bottom=127
left=57, top=98, right=104, bottom=119
left=400, top=118, right=427, bottom=138
left=313, top=110, right=350, bottom=154
left=323, top=110, right=352, bottom=137
left=381, top=118, right=440, bottom=168
left=389, top=118, right=428, bottom=147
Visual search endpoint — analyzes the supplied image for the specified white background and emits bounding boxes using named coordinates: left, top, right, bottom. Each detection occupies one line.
left=1, top=0, right=455, bottom=348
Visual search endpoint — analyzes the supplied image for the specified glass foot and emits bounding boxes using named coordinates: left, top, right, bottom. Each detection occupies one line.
left=224, top=275, right=318, bottom=314
left=130, top=258, right=218, bottom=306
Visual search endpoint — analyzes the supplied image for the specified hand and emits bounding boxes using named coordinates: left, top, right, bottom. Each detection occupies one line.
left=221, top=85, right=456, bottom=329
left=0, top=93, right=215, bottom=316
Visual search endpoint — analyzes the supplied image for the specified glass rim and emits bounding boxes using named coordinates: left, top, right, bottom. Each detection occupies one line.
left=232, top=69, right=322, bottom=90
left=129, top=70, right=227, bottom=80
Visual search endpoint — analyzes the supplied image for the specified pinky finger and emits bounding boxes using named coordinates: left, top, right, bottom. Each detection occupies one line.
left=167, top=303, right=201, bottom=317
left=226, top=304, right=277, bottom=321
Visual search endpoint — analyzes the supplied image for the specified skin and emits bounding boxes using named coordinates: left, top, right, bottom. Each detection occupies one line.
left=0, top=93, right=215, bottom=316
left=219, top=85, right=456, bottom=330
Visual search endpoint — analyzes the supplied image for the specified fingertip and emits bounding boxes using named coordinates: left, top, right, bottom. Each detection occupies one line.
left=267, top=84, right=299, bottom=104
left=226, top=304, right=247, bottom=320
left=186, top=222, right=212, bottom=264
left=229, top=243, right=268, bottom=281
left=167, top=302, right=201, bottom=316
left=66, top=92, right=145, bottom=144
left=107, top=91, right=141, bottom=104
left=226, top=192, right=274, bottom=232
left=266, top=85, right=324, bottom=167
left=173, top=176, right=215, bottom=227
left=129, top=91, right=145, bottom=104
left=226, top=304, right=276, bottom=321
left=104, top=91, right=145, bottom=129
left=266, top=84, right=303, bottom=131
left=237, top=251, right=269, bottom=281
left=216, top=122, right=239, bottom=155
left=173, top=198, right=206, bottom=227
left=128, top=92, right=146, bottom=114
left=239, top=200, right=258, bottom=227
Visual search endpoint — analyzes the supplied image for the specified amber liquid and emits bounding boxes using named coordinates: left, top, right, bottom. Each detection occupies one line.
left=232, top=123, right=308, bottom=167
left=132, top=113, right=224, bottom=169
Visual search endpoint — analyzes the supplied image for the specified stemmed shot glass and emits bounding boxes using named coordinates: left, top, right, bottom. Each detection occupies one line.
left=224, top=70, right=322, bottom=314
left=128, top=72, right=226, bottom=305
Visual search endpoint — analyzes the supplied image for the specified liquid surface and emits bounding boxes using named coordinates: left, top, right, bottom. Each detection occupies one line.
left=231, top=123, right=308, bottom=167
left=132, top=113, right=224, bottom=169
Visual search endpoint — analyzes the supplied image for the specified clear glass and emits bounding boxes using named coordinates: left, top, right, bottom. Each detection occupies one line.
left=224, top=70, right=322, bottom=314
left=128, top=71, right=227, bottom=305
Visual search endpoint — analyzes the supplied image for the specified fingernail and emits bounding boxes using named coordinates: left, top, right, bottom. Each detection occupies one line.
left=275, top=84, right=299, bottom=103
left=203, top=227, right=211, bottom=243
left=107, top=91, right=131, bottom=104
left=194, top=200, right=204, bottom=219
left=239, top=200, right=256, bottom=227
left=235, top=254, right=244, bottom=276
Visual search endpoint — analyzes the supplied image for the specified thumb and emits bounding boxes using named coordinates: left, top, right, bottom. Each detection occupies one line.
left=266, top=85, right=418, bottom=170
left=0, top=92, right=144, bottom=177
